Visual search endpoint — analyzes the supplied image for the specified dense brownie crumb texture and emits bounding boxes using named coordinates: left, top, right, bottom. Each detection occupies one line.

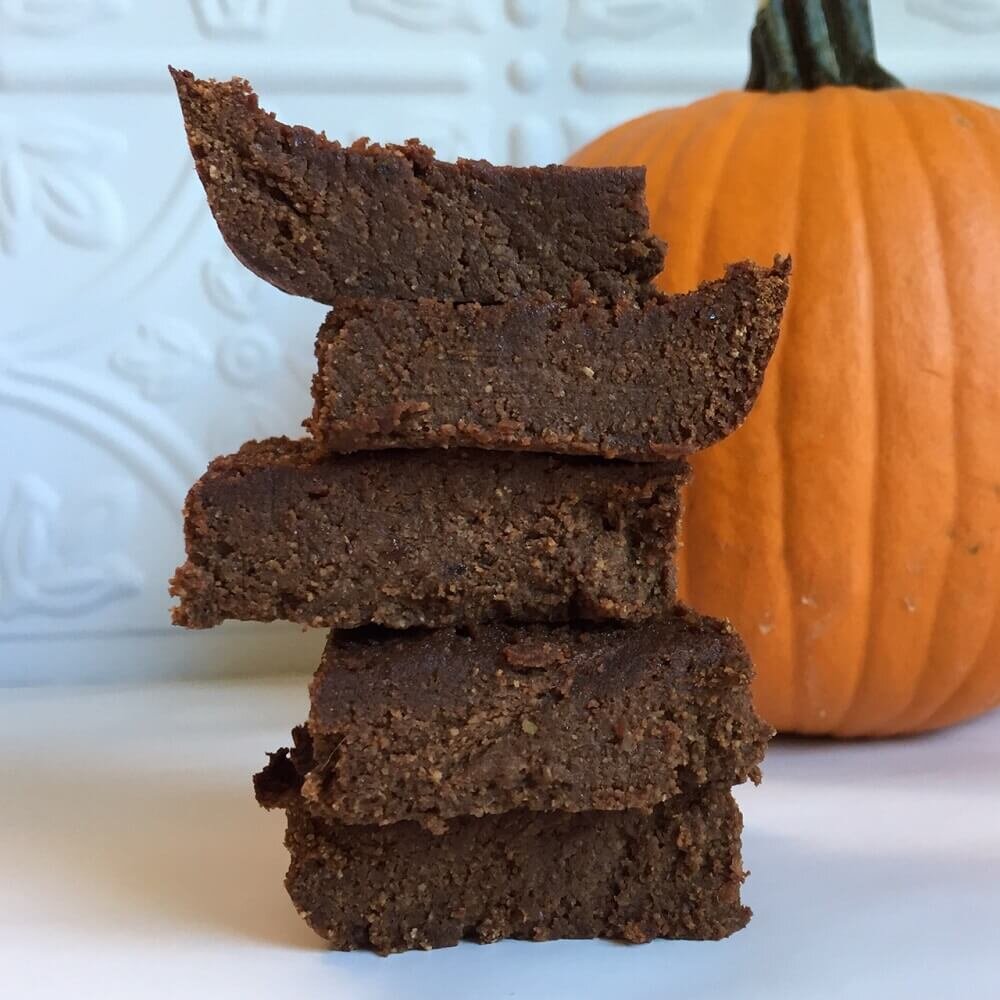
left=169, top=439, right=687, bottom=629
left=257, top=611, right=770, bottom=829
left=170, top=68, right=664, bottom=304
left=309, top=257, right=789, bottom=460
left=267, top=760, right=750, bottom=952
left=167, top=66, right=783, bottom=954
left=253, top=608, right=771, bottom=952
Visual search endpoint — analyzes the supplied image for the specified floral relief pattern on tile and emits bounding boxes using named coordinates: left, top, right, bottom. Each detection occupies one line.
left=190, top=0, right=287, bottom=38
left=215, top=326, right=280, bottom=389
left=351, top=0, right=491, bottom=32
left=202, top=248, right=261, bottom=321
left=0, top=474, right=142, bottom=620
left=110, top=317, right=210, bottom=403
left=504, top=0, right=543, bottom=28
left=565, top=0, right=694, bottom=40
left=0, top=115, right=126, bottom=256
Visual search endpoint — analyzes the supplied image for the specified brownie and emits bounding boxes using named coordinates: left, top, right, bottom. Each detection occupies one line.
left=257, top=741, right=749, bottom=953
left=170, top=68, right=664, bottom=304
left=170, top=438, right=687, bottom=629
left=259, top=610, right=769, bottom=829
left=309, top=258, right=789, bottom=460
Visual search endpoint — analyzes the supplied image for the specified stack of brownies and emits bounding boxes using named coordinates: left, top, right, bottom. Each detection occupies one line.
left=168, top=69, right=789, bottom=954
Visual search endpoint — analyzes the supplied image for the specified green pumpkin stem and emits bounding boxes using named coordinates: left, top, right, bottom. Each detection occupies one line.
left=746, top=0, right=902, bottom=92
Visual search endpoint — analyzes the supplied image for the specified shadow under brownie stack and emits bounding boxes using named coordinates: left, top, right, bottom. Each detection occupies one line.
left=169, top=68, right=789, bottom=954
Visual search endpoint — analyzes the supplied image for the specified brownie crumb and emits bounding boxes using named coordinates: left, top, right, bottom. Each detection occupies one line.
left=501, top=641, right=571, bottom=670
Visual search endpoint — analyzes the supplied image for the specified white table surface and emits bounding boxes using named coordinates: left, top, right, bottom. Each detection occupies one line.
left=2, top=677, right=998, bottom=1000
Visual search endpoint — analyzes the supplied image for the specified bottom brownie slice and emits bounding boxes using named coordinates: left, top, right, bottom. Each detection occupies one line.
left=258, top=748, right=749, bottom=953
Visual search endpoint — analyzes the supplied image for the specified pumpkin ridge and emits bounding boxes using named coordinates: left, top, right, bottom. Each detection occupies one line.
left=695, top=98, right=800, bottom=727
left=668, top=94, right=805, bottom=730
left=633, top=91, right=742, bottom=279
left=791, top=89, right=875, bottom=733
left=831, top=92, right=898, bottom=733
left=923, top=621, right=1000, bottom=732
left=697, top=95, right=777, bottom=273
left=893, top=94, right=1000, bottom=732
left=876, top=93, right=965, bottom=733
left=744, top=96, right=811, bottom=730
left=641, top=100, right=743, bottom=599
left=777, top=123, right=809, bottom=730
left=833, top=90, right=954, bottom=736
left=648, top=94, right=752, bottom=291
left=661, top=96, right=763, bottom=617
left=916, top=96, right=1000, bottom=732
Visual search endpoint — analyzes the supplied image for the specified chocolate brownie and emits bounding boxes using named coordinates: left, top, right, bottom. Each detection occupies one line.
left=263, top=610, right=770, bottom=829
left=170, top=438, right=687, bottom=629
left=309, top=258, right=789, bottom=460
left=257, top=742, right=749, bottom=953
left=170, top=68, right=664, bottom=304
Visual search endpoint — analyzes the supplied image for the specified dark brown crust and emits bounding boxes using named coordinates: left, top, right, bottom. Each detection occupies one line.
left=269, top=610, right=770, bottom=829
left=169, top=68, right=665, bottom=305
left=170, top=438, right=687, bottom=629
left=260, top=742, right=749, bottom=953
left=308, top=258, right=789, bottom=460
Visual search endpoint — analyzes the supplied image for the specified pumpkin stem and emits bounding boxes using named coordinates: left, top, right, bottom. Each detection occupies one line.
left=746, top=0, right=902, bottom=92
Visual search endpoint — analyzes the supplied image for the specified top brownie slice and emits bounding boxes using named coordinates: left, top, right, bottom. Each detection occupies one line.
left=170, top=68, right=664, bottom=304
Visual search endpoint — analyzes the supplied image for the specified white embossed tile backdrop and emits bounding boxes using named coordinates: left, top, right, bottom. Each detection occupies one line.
left=3, top=0, right=1000, bottom=684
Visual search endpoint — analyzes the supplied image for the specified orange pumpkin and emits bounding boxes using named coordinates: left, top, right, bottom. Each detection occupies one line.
left=570, top=0, right=1000, bottom=737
